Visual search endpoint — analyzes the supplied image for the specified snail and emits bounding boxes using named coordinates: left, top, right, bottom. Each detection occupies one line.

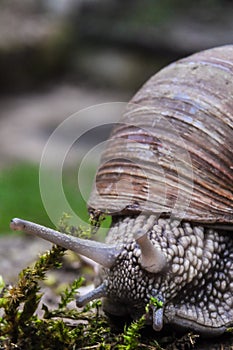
left=10, top=45, right=233, bottom=336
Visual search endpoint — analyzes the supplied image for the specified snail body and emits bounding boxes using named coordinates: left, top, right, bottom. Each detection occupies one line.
left=11, top=45, right=233, bottom=336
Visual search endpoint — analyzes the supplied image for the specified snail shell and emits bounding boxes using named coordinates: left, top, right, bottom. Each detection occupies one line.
left=88, top=45, right=233, bottom=224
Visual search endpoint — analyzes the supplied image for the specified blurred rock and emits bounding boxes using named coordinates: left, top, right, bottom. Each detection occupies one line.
left=0, top=233, right=50, bottom=283
left=73, top=47, right=161, bottom=91
left=0, top=0, right=73, bottom=92
left=75, top=0, right=233, bottom=55
left=0, top=84, right=129, bottom=166
left=1, top=0, right=233, bottom=94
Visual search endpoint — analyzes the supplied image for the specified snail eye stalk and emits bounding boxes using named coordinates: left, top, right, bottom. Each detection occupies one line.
left=76, top=283, right=107, bottom=307
left=135, top=230, right=167, bottom=273
left=10, top=218, right=122, bottom=268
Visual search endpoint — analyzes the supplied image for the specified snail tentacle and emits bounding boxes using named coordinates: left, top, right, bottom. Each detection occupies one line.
left=150, top=291, right=165, bottom=331
left=135, top=230, right=167, bottom=273
left=76, top=282, right=107, bottom=307
left=10, top=218, right=122, bottom=268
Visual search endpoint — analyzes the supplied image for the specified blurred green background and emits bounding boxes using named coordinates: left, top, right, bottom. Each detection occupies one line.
left=0, top=0, right=233, bottom=234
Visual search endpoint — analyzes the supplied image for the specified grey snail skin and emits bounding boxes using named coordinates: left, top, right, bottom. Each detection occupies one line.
left=11, top=45, right=233, bottom=336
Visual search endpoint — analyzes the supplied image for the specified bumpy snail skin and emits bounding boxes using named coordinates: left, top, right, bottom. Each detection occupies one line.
left=102, top=215, right=233, bottom=335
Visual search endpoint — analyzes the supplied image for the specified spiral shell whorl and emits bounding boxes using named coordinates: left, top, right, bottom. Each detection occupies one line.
left=89, top=45, right=233, bottom=224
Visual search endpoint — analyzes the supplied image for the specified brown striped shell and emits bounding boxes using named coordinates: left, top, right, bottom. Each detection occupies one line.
left=88, top=45, right=233, bottom=224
